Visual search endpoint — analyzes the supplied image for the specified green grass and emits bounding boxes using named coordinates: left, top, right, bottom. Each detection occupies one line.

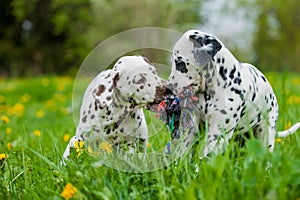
left=0, top=72, right=300, bottom=199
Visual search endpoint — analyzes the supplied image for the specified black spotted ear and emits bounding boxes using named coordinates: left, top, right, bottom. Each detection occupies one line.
left=189, top=34, right=222, bottom=66
left=193, top=47, right=211, bottom=66
left=92, top=69, right=120, bottom=108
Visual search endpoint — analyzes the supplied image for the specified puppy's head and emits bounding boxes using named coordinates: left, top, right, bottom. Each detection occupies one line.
left=93, top=56, right=166, bottom=110
left=167, top=30, right=223, bottom=94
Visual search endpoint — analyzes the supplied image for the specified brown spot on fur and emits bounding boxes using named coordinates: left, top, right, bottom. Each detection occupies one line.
left=96, top=85, right=106, bottom=96
left=132, top=74, right=147, bottom=84
left=82, top=115, right=87, bottom=123
left=113, top=73, right=120, bottom=88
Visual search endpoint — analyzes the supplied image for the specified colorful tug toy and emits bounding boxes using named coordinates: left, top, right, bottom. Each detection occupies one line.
left=156, top=86, right=198, bottom=154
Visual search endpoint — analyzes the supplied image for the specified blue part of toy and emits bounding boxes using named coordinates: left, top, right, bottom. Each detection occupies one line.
left=165, top=141, right=172, bottom=154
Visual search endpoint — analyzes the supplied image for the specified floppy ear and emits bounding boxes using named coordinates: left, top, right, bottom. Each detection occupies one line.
left=189, top=34, right=222, bottom=66
left=192, top=47, right=212, bottom=66
left=92, top=69, right=120, bottom=108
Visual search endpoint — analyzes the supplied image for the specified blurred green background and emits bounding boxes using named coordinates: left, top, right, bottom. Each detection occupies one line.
left=0, top=0, right=299, bottom=76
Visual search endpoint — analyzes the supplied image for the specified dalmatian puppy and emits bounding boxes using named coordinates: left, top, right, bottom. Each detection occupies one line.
left=62, top=56, right=166, bottom=160
left=167, top=30, right=300, bottom=157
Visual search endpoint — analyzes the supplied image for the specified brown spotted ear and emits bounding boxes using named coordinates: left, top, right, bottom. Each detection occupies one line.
left=92, top=69, right=120, bottom=108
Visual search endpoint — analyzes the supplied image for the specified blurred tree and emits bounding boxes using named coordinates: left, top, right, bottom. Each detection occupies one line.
left=85, top=0, right=202, bottom=73
left=87, top=0, right=200, bottom=45
left=252, top=0, right=300, bottom=71
left=0, top=0, right=202, bottom=76
left=0, top=0, right=21, bottom=76
left=4, top=0, right=92, bottom=76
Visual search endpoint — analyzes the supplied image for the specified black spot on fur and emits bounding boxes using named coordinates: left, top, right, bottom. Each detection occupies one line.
left=107, top=110, right=111, bottom=116
left=175, top=59, right=188, bottom=73
left=229, top=66, right=236, bottom=79
left=219, top=66, right=227, bottom=81
left=252, top=93, right=256, bottom=101
left=230, top=88, right=244, bottom=100
left=220, top=109, right=227, bottom=114
left=240, top=106, right=246, bottom=118
left=234, top=77, right=242, bottom=85
left=131, top=112, right=136, bottom=119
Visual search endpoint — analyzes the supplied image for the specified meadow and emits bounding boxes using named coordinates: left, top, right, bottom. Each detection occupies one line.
left=0, top=72, right=300, bottom=200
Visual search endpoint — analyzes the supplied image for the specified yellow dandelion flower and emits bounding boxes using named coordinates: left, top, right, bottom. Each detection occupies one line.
left=74, top=140, right=84, bottom=156
left=45, top=99, right=55, bottom=108
left=1, top=115, right=10, bottom=123
left=6, top=143, right=12, bottom=151
left=34, top=130, right=41, bottom=137
left=99, top=142, right=112, bottom=154
left=88, top=146, right=97, bottom=155
left=57, top=84, right=65, bottom=92
left=287, top=95, right=300, bottom=105
left=6, top=127, right=12, bottom=134
left=14, top=103, right=25, bottom=115
left=60, top=107, right=69, bottom=115
left=0, top=153, right=7, bottom=161
left=146, top=143, right=151, bottom=148
left=41, top=78, right=50, bottom=87
left=36, top=110, right=45, bottom=118
left=276, top=138, right=282, bottom=143
left=285, top=122, right=292, bottom=130
left=291, top=77, right=300, bottom=86
left=61, top=183, right=78, bottom=200
left=19, top=94, right=31, bottom=103
left=63, top=134, right=70, bottom=142
left=87, top=146, right=93, bottom=154
left=87, top=146, right=98, bottom=155
left=8, top=103, right=25, bottom=116
left=54, top=94, right=66, bottom=102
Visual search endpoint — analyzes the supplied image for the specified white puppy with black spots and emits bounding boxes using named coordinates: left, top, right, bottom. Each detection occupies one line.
left=167, top=30, right=300, bottom=157
left=62, top=56, right=166, bottom=160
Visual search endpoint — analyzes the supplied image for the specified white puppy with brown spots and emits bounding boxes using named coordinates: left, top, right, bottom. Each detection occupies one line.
left=62, top=56, right=166, bottom=160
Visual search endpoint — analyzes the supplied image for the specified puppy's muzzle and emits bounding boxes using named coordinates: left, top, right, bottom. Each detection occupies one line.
left=154, top=85, right=166, bottom=103
left=145, top=85, right=166, bottom=111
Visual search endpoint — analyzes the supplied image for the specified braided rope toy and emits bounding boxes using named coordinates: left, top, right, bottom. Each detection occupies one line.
left=156, top=86, right=198, bottom=154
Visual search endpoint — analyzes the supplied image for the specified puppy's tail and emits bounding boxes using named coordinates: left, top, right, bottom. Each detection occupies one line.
left=277, top=122, right=300, bottom=137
